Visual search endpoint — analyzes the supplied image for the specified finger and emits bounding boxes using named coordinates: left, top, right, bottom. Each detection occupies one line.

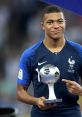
left=43, top=104, right=56, bottom=110
left=68, top=89, right=73, bottom=93
left=47, top=104, right=55, bottom=108
left=66, top=82, right=71, bottom=87
left=62, top=79, right=74, bottom=85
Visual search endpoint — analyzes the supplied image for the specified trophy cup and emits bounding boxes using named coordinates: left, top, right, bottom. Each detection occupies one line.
left=39, top=64, right=62, bottom=104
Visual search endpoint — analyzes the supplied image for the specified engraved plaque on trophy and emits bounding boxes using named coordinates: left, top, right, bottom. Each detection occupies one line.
left=39, top=64, right=62, bottom=104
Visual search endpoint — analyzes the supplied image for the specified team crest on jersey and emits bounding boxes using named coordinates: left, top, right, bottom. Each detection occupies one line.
left=18, top=69, right=23, bottom=80
left=67, top=56, right=75, bottom=73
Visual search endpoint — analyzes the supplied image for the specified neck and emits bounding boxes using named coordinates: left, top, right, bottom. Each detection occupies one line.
left=43, top=36, right=65, bottom=53
left=44, top=36, right=65, bottom=47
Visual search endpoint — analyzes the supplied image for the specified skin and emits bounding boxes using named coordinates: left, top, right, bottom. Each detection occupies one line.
left=41, top=12, right=82, bottom=96
left=17, top=84, right=55, bottom=110
left=41, top=12, right=66, bottom=53
left=62, top=79, right=82, bottom=96
left=17, top=12, right=82, bottom=110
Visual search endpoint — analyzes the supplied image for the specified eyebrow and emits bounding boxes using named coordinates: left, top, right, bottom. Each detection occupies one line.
left=47, top=18, right=65, bottom=21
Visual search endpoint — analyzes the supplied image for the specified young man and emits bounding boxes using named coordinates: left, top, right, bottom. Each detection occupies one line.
left=17, top=5, right=82, bottom=117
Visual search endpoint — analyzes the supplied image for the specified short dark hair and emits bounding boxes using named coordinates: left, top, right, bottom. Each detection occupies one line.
left=41, top=5, right=64, bottom=21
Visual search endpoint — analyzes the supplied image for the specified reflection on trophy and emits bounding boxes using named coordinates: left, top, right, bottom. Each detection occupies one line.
left=39, top=64, right=62, bottom=104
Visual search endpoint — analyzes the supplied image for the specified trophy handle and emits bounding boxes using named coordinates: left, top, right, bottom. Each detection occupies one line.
left=48, top=83, right=56, bottom=100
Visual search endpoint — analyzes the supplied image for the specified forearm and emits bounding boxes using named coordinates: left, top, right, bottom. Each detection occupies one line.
left=17, top=91, right=38, bottom=105
left=17, top=88, right=38, bottom=106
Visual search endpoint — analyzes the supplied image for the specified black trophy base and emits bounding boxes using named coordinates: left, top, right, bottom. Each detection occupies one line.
left=44, top=99, right=62, bottom=104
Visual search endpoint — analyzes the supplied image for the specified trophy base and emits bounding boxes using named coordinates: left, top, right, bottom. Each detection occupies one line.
left=44, top=99, right=62, bottom=104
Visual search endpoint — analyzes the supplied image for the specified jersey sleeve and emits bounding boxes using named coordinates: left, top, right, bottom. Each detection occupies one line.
left=17, top=50, right=32, bottom=87
left=80, top=64, right=82, bottom=79
left=80, top=49, right=82, bottom=79
left=79, top=52, right=82, bottom=80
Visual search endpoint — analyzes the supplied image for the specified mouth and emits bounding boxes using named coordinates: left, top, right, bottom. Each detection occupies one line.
left=51, top=31, right=61, bottom=34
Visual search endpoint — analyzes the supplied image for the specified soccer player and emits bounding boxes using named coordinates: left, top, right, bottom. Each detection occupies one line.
left=17, top=5, right=82, bottom=117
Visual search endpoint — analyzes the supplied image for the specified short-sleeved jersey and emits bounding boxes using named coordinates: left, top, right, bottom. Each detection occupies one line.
left=17, top=40, right=82, bottom=117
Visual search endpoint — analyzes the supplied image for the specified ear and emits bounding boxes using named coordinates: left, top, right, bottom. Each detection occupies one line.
left=40, top=21, right=45, bottom=30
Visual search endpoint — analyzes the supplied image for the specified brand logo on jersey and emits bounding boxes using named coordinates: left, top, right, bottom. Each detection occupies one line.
left=38, top=61, right=47, bottom=65
left=18, top=69, right=23, bottom=80
left=68, top=56, right=75, bottom=73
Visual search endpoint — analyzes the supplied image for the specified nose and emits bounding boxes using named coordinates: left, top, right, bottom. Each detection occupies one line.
left=53, top=22, right=59, bottom=28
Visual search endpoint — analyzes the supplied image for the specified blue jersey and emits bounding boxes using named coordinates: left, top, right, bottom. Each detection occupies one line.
left=17, top=40, right=82, bottom=117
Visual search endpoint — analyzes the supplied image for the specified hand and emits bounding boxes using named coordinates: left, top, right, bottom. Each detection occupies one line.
left=62, top=79, right=82, bottom=96
left=36, top=96, right=56, bottom=110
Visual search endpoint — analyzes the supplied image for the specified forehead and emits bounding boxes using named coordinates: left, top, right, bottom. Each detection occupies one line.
left=43, top=12, right=65, bottom=21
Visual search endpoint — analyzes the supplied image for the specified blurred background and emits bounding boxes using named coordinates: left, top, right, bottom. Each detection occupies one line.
left=0, top=0, right=82, bottom=117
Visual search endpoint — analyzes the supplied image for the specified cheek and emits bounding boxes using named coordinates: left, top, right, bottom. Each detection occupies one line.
left=60, top=25, right=65, bottom=32
left=43, top=26, right=51, bottom=32
left=62, top=27, right=65, bottom=32
left=62, top=24, right=66, bottom=30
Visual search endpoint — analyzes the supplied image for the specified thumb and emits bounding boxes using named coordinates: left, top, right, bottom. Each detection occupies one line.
left=40, top=96, right=46, bottom=101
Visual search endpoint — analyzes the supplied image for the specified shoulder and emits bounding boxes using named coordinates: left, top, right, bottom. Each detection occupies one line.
left=67, top=40, right=82, bottom=53
left=20, top=41, right=42, bottom=61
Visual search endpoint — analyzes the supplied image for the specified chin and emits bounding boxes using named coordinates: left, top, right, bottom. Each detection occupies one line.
left=48, top=33, right=63, bottom=40
left=51, top=37, right=60, bottom=40
left=51, top=35, right=62, bottom=40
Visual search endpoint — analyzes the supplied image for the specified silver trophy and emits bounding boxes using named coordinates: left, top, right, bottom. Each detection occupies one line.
left=39, top=64, right=62, bottom=104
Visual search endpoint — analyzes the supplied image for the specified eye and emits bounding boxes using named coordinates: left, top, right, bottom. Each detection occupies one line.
left=57, top=20, right=64, bottom=24
left=47, top=21, right=53, bottom=25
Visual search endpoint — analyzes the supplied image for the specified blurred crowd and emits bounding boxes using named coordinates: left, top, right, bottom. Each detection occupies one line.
left=0, top=0, right=82, bottom=117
